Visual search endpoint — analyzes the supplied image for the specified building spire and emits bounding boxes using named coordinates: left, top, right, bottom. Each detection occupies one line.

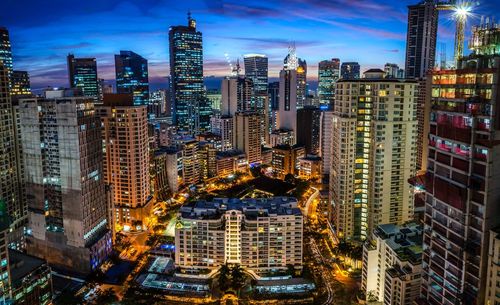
left=188, top=11, right=196, bottom=29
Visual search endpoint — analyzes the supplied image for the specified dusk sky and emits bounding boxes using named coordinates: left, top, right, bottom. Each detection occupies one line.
left=2, top=0, right=499, bottom=91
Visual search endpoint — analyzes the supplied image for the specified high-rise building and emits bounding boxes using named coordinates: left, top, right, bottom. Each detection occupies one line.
left=318, top=59, right=340, bottom=107
left=0, top=63, right=26, bottom=250
left=296, top=59, right=307, bottom=109
left=340, top=62, right=360, bottom=80
left=404, top=0, right=438, bottom=79
left=330, top=69, right=417, bottom=240
left=384, top=63, right=405, bottom=79
left=175, top=197, right=303, bottom=274
left=244, top=54, right=268, bottom=94
left=297, top=106, right=321, bottom=155
left=0, top=27, right=13, bottom=80
left=114, top=50, right=149, bottom=105
left=11, top=71, right=31, bottom=96
left=486, top=227, right=500, bottom=305
left=235, top=111, right=261, bottom=165
left=170, top=14, right=210, bottom=134
left=319, top=110, right=334, bottom=177
left=362, top=223, right=422, bottom=305
left=221, top=76, right=254, bottom=115
left=210, top=115, right=234, bottom=151
left=269, top=81, right=280, bottom=133
left=174, top=137, right=200, bottom=186
left=418, top=24, right=500, bottom=305
left=19, top=93, right=112, bottom=275
left=96, top=94, right=151, bottom=230
left=0, top=201, right=11, bottom=302
left=277, top=69, right=297, bottom=137
left=272, top=144, right=305, bottom=178
left=206, top=89, right=221, bottom=112
left=67, top=54, right=99, bottom=100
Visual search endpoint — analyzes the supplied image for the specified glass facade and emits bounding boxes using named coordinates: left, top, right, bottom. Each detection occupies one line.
left=318, top=58, right=340, bottom=107
left=115, top=50, right=149, bottom=105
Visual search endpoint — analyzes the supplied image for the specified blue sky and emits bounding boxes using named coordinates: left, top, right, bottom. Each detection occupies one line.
left=2, top=0, right=499, bottom=90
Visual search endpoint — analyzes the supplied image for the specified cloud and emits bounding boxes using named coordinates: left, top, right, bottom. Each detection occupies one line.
left=51, top=42, right=93, bottom=50
left=384, top=49, right=400, bottom=53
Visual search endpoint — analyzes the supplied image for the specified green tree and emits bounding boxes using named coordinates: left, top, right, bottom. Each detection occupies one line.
left=230, top=264, right=246, bottom=293
left=218, top=263, right=231, bottom=292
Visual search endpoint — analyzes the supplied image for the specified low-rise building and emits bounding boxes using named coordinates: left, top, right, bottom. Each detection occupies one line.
left=362, top=223, right=422, bottom=305
left=216, top=150, right=247, bottom=177
left=298, top=155, right=322, bottom=180
left=272, top=145, right=305, bottom=178
left=175, top=197, right=303, bottom=275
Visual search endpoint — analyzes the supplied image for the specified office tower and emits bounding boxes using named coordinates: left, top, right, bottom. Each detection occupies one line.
left=9, top=250, right=52, bottom=305
left=330, top=69, right=417, bottom=240
left=362, top=223, right=422, bottom=304
left=0, top=27, right=12, bottom=80
left=404, top=0, right=438, bottom=79
left=114, top=50, right=149, bottom=105
left=319, top=110, right=334, bottom=177
left=206, top=89, right=221, bottom=112
left=149, top=89, right=169, bottom=119
left=11, top=71, right=31, bottom=96
left=170, top=14, right=210, bottom=134
left=0, top=64, right=26, bottom=250
left=96, top=94, right=151, bottom=230
left=19, top=94, right=112, bottom=275
left=176, top=197, right=303, bottom=274
left=67, top=54, right=99, bottom=100
left=270, top=129, right=295, bottom=147
left=272, top=145, right=305, bottom=178
left=384, top=63, right=405, bottom=78
left=340, top=62, right=360, bottom=79
left=297, top=106, right=321, bottom=155
left=277, top=69, right=297, bottom=137
left=296, top=59, right=307, bottom=109
left=269, top=81, right=280, bottom=133
left=244, top=54, right=268, bottom=94
left=174, top=137, right=200, bottom=186
left=486, top=227, right=500, bottom=305
left=152, top=148, right=173, bottom=201
left=235, top=111, right=261, bottom=164
left=418, top=25, right=500, bottom=305
left=221, top=76, right=254, bottom=115
left=198, top=141, right=217, bottom=180
left=318, top=58, right=340, bottom=107
left=210, top=116, right=234, bottom=151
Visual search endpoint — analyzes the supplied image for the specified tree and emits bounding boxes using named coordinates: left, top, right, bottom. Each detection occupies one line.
left=230, top=264, right=246, bottom=293
left=284, top=173, right=295, bottom=184
left=218, top=263, right=231, bottom=292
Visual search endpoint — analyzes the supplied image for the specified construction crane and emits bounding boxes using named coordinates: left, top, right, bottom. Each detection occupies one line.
left=437, top=0, right=479, bottom=64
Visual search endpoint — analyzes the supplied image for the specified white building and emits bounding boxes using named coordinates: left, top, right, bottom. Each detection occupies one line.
left=362, top=223, right=422, bottom=305
left=319, top=110, right=334, bottom=176
left=330, top=69, right=417, bottom=240
left=175, top=197, right=303, bottom=274
left=210, top=115, right=234, bottom=151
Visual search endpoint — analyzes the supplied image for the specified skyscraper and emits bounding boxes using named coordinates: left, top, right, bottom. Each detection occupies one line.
left=243, top=54, right=268, bottom=94
left=169, top=13, right=210, bottom=134
left=67, top=54, right=99, bottom=100
left=284, top=46, right=307, bottom=109
left=11, top=71, right=31, bottom=96
left=0, top=63, right=26, bottom=250
left=330, top=69, right=417, bottom=240
left=384, top=63, right=405, bottom=78
left=296, top=106, right=321, bottom=155
left=417, top=24, right=500, bottom=305
left=0, top=27, right=13, bottom=80
left=404, top=0, right=438, bottom=79
left=235, top=111, right=261, bottom=164
left=114, top=50, right=149, bottom=105
left=96, top=94, right=151, bottom=230
left=19, top=93, right=112, bottom=274
left=318, top=58, right=340, bottom=107
left=277, top=69, right=297, bottom=142
left=340, top=62, right=360, bottom=79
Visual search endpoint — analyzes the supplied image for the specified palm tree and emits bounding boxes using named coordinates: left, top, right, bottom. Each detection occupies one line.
left=230, top=264, right=246, bottom=296
left=218, top=263, right=231, bottom=292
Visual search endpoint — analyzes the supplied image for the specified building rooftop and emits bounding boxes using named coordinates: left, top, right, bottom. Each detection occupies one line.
left=9, top=249, right=48, bottom=282
left=179, top=197, right=302, bottom=220
left=216, top=149, right=245, bottom=158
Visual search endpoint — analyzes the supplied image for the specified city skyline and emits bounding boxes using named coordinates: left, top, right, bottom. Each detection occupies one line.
left=3, top=0, right=499, bottom=90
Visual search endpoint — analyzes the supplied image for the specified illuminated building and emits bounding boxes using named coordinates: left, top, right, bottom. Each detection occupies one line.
left=9, top=250, right=53, bottom=305
left=384, top=63, right=405, bottom=79
left=198, top=141, right=217, bottom=180
left=211, top=116, right=234, bottom=151
left=270, top=129, right=295, bottom=147
left=67, top=54, right=99, bottom=100
left=0, top=27, right=12, bottom=80
left=96, top=94, right=151, bottom=230
left=297, top=106, right=321, bottom=155
left=485, top=227, right=500, bottom=305
left=0, top=64, right=27, bottom=250
left=175, top=197, right=303, bottom=274
left=174, top=137, right=200, bottom=186
left=340, top=62, right=360, bottom=80
left=244, top=54, right=268, bottom=94
left=19, top=93, right=112, bottom=274
left=362, top=223, right=422, bottom=305
left=277, top=69, right=297, bottom=139
left=235, top=111, right=261, bottom=165
left=169, top=14, right=210, bottom=134
left=206, top=89, right=221, bottom=112
left=284, top=48, right=307, bottom=109
left=330, top=69, right=417, bottom=240
left=319, top=110, right=334, bottom=177
left=215, top=150, right=247, bottom=176
left=11, top=71, right=31, bottom=96
left=114, top=50, right=149, bottom=105
left=418, top=24, right=500, bottom=305
left=0, top=200, right=11, bottom=302
left=318, top=58, right=340, bottom=107
left=152, top=147, right=174, bottom=201
left=404, top=0, right=438, bottom=79
left=272, top=144, right=305, bottom=178
left=149, top=89, right=169, bottom=118
left=298, top=155, right=322, bottom=180
left=269, top=81, right=280, bottom=132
